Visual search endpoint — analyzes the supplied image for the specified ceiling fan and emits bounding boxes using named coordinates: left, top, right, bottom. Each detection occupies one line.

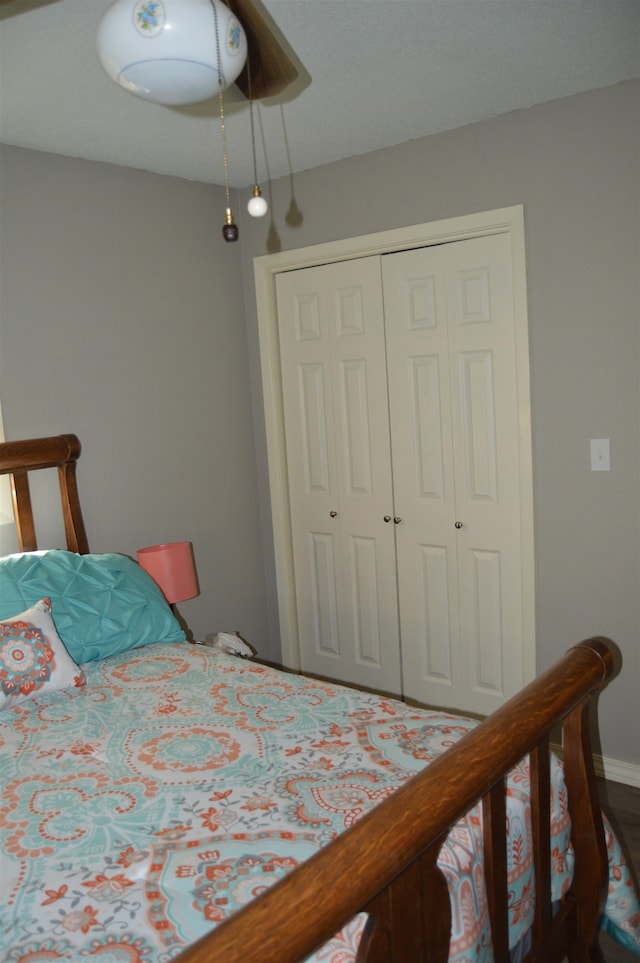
left=0, top=0, right=304, bottom=237
left=0, top=0, right=302, bottom=103
left=96, top=0, right=301, bottom=105
left=94, top=0, right=304, bottom=235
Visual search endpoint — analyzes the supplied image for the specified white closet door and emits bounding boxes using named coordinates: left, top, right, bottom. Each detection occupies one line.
left=381, top=247, right=461, bottom=703
left=382, top=234, right=526, bottom=714
left=276, top=258, right=402, bottom=693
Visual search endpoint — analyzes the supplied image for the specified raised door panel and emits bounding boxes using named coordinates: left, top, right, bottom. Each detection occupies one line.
left=416, top=543, right=456, bottom=683
left=298, top=363, right=332, bottom=493
left=308, top=531, right=340, bottom=657
left=276, top=260, right=401, bottom=694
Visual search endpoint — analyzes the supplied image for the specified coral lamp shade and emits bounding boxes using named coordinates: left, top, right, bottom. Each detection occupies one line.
left=96, top=0, right=248, bottom=106
left=137, top=542, right=199, bottom=604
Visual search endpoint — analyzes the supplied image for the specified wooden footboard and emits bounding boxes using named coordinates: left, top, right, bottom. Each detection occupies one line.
left=177, top=638, right=615, bottom=963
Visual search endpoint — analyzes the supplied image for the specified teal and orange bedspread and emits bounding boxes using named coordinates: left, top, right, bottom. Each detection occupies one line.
left=2, top=642, right=639, bottom=961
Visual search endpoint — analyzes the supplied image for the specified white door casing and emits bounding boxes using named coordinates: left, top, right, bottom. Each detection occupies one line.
left=255, top=207, right=535, bottom=711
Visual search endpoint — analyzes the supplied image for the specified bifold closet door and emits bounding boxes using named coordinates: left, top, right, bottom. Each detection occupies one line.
left=382, top=234, right=526, bottom=715
left=275, top=258, right=402, bottom=694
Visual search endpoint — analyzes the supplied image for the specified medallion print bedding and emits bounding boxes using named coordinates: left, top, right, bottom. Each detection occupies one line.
left=1, top=641, right=639, bottom=962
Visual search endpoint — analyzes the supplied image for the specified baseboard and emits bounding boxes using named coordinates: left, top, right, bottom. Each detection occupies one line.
left=595, top=754, right=640, bottom=788
left=551, top=745, right=640, bottom=788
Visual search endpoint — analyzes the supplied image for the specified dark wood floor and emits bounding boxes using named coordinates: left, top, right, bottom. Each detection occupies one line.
left=597, top=779, right=640, bottom=961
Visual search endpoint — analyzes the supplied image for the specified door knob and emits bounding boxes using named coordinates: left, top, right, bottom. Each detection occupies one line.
left=455, top=521, right=463, bottom=529
left=383, top=515, right=391, bottom=523
left=393, top=517, right=402, bottom=524
left=329, top=511, right=338, bottom=518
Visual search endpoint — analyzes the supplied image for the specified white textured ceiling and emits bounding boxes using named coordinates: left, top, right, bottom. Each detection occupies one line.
left=1, top=0, right=639, bottom=189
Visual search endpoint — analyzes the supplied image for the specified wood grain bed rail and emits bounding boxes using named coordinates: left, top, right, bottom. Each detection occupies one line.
left=176, top=638, right=615, bottom=963
left=0, top=433, right=89, bottom=554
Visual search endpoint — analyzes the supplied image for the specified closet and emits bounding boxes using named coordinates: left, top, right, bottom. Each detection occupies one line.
left=260, top=210, right=534, bottom=715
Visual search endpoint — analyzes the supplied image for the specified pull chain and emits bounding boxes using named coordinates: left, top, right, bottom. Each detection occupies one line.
left=212, top=0, right=238, bottom=241
left=248, top=57, right=257, bottom=184
left=247, top=56, right=268, bottom=217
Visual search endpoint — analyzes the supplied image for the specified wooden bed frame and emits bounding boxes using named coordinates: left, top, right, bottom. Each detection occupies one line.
left=0, top=432, right=89, bottom=555
left=0, top=434, right=616, bottom=963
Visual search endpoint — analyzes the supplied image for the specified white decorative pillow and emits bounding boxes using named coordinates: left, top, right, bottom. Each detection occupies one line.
left=0, top=598, right=86, bottom=709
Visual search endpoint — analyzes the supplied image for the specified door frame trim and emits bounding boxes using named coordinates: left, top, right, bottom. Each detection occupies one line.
left=254, top=206, right=535, bottom=684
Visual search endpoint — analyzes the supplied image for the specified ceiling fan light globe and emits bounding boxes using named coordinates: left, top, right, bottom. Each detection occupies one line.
left=114, top=61, right=221, bottom=106
left=96, top=0, right=248, bottom=106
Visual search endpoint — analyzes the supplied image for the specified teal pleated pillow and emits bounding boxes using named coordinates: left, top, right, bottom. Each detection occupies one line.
left=0, top=550, right=185, bottom=663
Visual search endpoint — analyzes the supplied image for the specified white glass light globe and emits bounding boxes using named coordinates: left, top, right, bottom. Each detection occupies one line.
left=96, top=0, right=248, bottom=106
left=247, top=192, right=268, bottom=217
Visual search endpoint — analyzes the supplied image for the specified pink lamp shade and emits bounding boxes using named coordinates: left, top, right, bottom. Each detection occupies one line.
left=137, top=542, right=199, bottom=605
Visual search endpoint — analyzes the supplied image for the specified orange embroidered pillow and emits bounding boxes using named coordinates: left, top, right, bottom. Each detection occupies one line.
left=0, top=598, right=86, bottom=709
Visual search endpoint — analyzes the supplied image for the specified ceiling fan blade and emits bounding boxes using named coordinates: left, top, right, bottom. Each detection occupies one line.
left=227, top=0, right=301, bottom=100
left=0, top=0, right=62, bottom=17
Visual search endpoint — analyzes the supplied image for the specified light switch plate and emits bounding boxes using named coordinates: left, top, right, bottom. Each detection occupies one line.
left=590, top=439, right=611, bottom=472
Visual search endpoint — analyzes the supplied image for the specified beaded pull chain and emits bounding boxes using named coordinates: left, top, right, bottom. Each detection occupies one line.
left=212, top=0, right=239, bottom=242
left=247, top=57, right=267, bottom=218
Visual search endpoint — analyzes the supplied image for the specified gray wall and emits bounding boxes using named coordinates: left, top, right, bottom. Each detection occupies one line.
left=238, top=80, right=640, bottom=770
left=1, top=79, right=638, bottom=769
left=0, top=148, right=270, bottom=652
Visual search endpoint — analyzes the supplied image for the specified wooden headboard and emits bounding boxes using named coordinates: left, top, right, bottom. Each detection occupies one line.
left=0, top=433, right=89, bottom=554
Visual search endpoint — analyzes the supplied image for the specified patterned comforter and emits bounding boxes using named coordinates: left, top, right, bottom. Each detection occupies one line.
left=1, top=641, right=639, bottom=962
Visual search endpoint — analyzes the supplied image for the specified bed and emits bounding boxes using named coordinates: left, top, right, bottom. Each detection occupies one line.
left=1, top=433, right=639, bottom=963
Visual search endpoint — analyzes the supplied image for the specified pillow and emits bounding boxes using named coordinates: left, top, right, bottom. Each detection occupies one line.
left=0, top=598, right=85, bottom=709
left=0, top=550, right=186, bottom=663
